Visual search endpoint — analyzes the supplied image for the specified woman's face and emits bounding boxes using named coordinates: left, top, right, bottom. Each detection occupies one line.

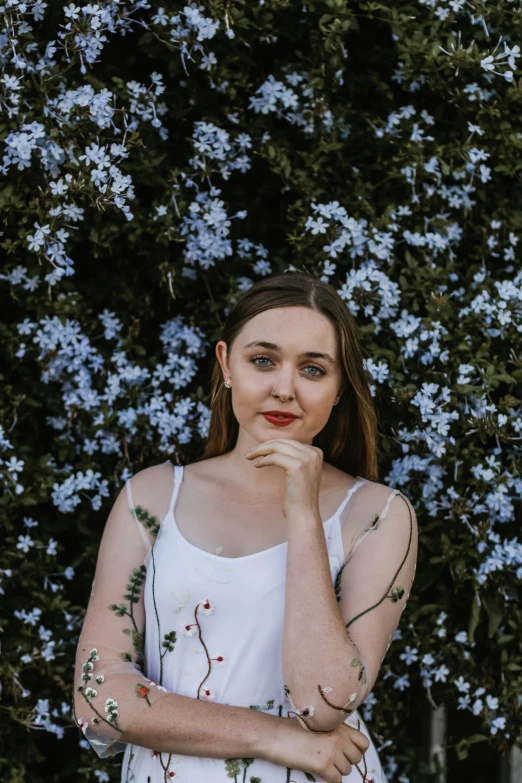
left=216, top=305, right=345, bottom=445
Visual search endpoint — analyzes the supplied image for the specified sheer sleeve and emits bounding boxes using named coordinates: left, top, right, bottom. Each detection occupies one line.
left=286, top=481, right=418, bottom=731
left=72, top=465, right=173, bottom=758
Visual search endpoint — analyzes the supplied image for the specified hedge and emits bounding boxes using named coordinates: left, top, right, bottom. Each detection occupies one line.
left=1, top=1, right=522, bottom=782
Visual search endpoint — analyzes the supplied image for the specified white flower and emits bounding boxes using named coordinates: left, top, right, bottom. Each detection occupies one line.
left=198, top=685, right=216, bottom=700
left=393, top=674, right=410, bottom=691
left=211, top=652, right=226, bottom=667
left=64, top=3, right=80, bottom=19
left=148, top=680, right=168, bottom=692
left=434, top=665, right=449, bottom=683
left=296, top=703, right=315, bottom=717
left=454, top=676, right=470, bottom=693
left=77, top=717, right=88, bottom=732
left=16, top=535, right=34, bottom=553
left=180, top=619, right=197, bottom=636
left=399, top=646, right=419, bottom=665
left=197, top=598, right=214, bottom=615
left=490, top=716, right=506, bottom=735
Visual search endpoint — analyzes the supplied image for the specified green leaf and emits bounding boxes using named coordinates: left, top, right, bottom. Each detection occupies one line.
left=468, top=592, right=481, bottom=643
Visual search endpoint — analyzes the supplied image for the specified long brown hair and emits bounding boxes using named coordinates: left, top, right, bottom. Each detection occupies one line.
left=201, top=271, right=380, bottom=481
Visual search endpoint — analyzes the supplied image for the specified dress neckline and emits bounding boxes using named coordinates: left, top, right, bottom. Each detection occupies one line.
left=166, top=464, right=366, bottom=562
left=167, top=459, right=360, bottom=507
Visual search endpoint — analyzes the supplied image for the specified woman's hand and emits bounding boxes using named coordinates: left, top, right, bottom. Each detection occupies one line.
left=245, top=438, right=323, bottom=520
left=263, top=716, right=370, bottom=783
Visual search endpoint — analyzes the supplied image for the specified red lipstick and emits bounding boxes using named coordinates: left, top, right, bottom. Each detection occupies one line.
left=261, top=411, right=299, bottom=427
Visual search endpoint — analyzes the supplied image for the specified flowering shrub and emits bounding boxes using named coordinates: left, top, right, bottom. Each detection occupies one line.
left=2, top=1, right=522, bottom=781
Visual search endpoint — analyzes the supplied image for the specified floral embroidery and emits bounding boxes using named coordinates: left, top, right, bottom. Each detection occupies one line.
left=172, top=588, right=190, bottom=613
left=161, top=630, right=177, bottom=657
left=282, top=492, right=414, bottom=782
left=389, top=586, right=405, bottom=602
left=76, top=716, right=88, bottom=733
left=224, top=757, right=257, bottom=782
left=108, top=564, right=146, bottom=663
left=76, top=473, right=413, bottom=783
left=199, top=685, right=216, bottom=700
left=132, top=504, right=160, bottom=536
left=249, top=699, right=275, bottom=710
left=150, top=544, right=177, bottom=685
left=350, top=656, right=368, bottom=686
left=77, top=648, right=123, bottom=733
left=135, top=682, right=151, bottom=705
left=148, top=678, right=168, bottom=692
left=345, top=493, right=412, bottom=630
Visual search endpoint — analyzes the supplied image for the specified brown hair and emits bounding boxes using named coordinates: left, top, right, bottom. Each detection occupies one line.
left=201, top=271, right=380, bottom=481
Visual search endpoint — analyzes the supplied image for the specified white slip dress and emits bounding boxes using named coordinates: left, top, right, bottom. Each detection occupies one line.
left=120, top=464, right=389, bottom=783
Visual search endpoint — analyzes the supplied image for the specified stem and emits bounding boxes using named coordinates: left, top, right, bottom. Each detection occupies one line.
left=194, top=603, right=213, bottom=699
left=79, top=689, right=123, bottom=733
left=150, top=545, right=163, bottom=684
left=346, top=493, right=413, bottom=629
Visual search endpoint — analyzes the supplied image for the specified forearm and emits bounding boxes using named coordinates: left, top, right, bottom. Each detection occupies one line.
left=282, top=513, right=364, bottom=731
left=121, top=689, right=283, bottom=759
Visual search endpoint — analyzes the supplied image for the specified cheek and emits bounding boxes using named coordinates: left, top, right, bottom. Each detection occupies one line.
left=231, top=377, right=266, bottom=410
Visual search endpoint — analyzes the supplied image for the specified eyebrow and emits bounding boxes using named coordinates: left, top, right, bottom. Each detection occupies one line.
left=242, top=341, right=336, bottom=366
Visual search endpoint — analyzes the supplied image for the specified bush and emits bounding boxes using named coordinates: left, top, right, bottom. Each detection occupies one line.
left=1, top=1, right=521, bottom=781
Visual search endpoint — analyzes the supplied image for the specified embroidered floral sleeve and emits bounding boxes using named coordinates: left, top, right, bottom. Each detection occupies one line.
left=286, top=484, right=418, bottom=733
left=73, top=470, right=171, bottom=758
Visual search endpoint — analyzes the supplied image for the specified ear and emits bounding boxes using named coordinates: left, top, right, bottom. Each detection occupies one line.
left=215, top=340, right=230, bottom=379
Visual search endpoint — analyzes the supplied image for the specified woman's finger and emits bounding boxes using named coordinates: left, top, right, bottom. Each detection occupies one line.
left=246, top=440, right=304, bottom=459
left=253, top=453, right=301, bottom=471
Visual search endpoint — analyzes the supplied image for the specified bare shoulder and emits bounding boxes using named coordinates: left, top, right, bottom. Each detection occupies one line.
left=128, top=460, right=174, bottom=493
left=351, top=475, right=417, bottom=524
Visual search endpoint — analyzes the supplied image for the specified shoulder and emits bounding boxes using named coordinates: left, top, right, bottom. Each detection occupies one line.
left=348, top=478, right=418, bottom=544
left=343, top=479, right=418, bottom=564
left=127, top=460, right=174, bottom=492
left=357, top=476, right=415, bottom=513
left=124, top=461, right=176, bottom=522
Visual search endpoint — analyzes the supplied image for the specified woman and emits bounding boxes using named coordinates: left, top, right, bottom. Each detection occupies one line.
left=73, top=271, right=418, bottom=783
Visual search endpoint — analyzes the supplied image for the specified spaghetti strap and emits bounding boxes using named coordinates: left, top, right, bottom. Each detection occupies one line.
left=125, top=478, right=152, bottom=550
left=334, top=475, right=367, bottom=519
left=347, top=487, right=402, bottom=561
left=167, top=464, right=184, bottom=516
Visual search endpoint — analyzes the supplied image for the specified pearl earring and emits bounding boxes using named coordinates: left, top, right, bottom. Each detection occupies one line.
left=333, top=396, right=340, bottom=405
left=223, top=377, right=232, bottom=388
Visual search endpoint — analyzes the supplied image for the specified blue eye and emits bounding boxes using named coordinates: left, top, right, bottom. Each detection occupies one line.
left=250, top=356, right=326, bottom=377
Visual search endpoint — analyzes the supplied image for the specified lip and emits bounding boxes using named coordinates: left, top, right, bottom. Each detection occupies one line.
left=261, top=412, right=299, bottom=427
left=262, top=411, right=299, bottom=418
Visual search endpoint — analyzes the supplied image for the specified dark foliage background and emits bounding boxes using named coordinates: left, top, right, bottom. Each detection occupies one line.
left=1, top=1, right=521, bottom=781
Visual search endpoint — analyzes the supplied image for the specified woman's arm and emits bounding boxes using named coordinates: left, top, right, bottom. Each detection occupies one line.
left=119, top=688, right=283, bottom=759
left=73, top=465, right=288, bottom=761
left=282, top=483, right=418, bottom=732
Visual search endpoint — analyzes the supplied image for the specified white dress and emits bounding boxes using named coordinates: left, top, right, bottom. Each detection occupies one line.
left=74, top=460, right=417, bottom=783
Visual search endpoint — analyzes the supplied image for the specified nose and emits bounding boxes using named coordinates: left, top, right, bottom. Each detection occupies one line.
left=271, top=371, right=295, bottom=402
